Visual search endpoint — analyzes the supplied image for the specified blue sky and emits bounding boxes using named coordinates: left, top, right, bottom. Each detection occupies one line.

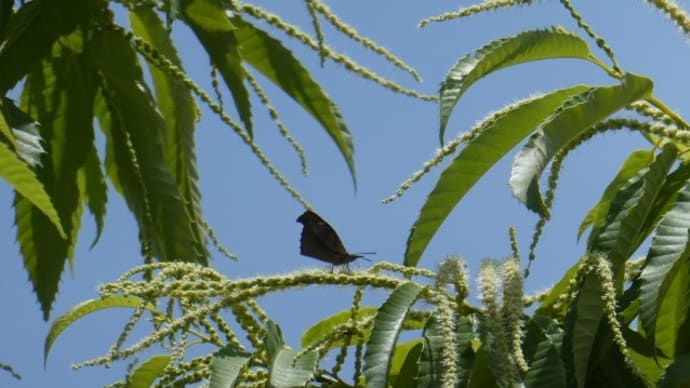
left=1, top=1, right=690, bottom=386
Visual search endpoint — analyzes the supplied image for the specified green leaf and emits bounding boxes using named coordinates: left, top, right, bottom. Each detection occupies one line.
left=0, top=140, right=63, bottom=237
left=640, top=179, right=690, bottom=355
left=523, top=315, right=566, bottom=388
left=510, top=73, right=654, bottom=218
left=578, top=149, right=655, bottom=239
left=0, top=101, right=16, bottom=147
left=90, top=29, right=206, bottom=263
left=300, top=306, right=426, bottom=350
left=270, top=348, right=319, bottom=388
left=301, top=307, right=378, bottom=348
left=126, top=355, right=171, bottom=388
left=417, top=314, right=444, bottom=388
left=572, top=275, right=603, bottom=388
left=654, top=259, right=690, bottom=358
left=439, top=26, right=596, bottom=144
left=209, top=345, right=252, bottom=388
left=417, top=314, right=444, bottom=387
left=45, top=295, right=157, bottom=365
left=130, top=5, right=208, bottom=260
left=233, top=18, right=357, bottom=186
left=404, top=85, right=588, bottom=267
left=588, top=145, right=677, bottom=274
left=19, top=40, right=97, bottom=320
left=78, top=146, right=107, bottom=249
left=363, top=282, right=423, bottom=388
left=467, top=345, right=497, bottom=388
left=535, top=257, right=584, bottom=318
left=181, top=0, right=253, bottom=137
left=264, top=320, right=318, bottom=387
left=657, top=354, right=690, bottom=388
left=0, top=0, right=97, bottom=93
left=455, top=314, right=476, bottom=388
left=390, top=340, right=422, bottom=388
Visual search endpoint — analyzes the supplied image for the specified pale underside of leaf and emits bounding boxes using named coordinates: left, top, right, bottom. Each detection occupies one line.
left=510, top=73, right=654, bottom=218
left=405, top=85, right=588, bottom=267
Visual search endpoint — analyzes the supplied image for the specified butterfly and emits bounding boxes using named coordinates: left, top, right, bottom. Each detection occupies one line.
left=296, top=210, right=372, bottom=267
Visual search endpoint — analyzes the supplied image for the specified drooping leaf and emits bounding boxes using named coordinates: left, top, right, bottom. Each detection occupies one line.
left=363, top=282, right=423, bottom=388
left=523, top=315, right=566, bottom=388
left=439, top=26, right=597, bottom=143
left=0, top=0, right=98, bottom=93
left=578, top=149, right=654, bottom=239
left=126, top=355, right=171, bottom=388
left=90, top=29, right=206, bottom=263
left=640, top=179, right=690, bottom=354
left=233, top=17, right=357, bottom=186
left=78, top=145, right=107, bottom=249
left=45, top=295, right=158, bottom=365
left=588, top=144, right=677, bottom=274
left=0, top=138, right=63, bottom=237
left=510, top=73, right=654, bottom=218
left=18, top=39, right=96, bottom=320
left=404, top=85, right=587, bottom=267
left=416, top=313, right=444, bottom=387
left=130, top=5, right=208, bottom=260
left=180, top=0, right=253, bottom=137
left=209, top=345, right=252, bottom=388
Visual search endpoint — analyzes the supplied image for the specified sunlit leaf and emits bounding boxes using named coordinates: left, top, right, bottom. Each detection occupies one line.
left=209, top=345, right=252, bottom=388
left=126, top=355, right=171, bottom=388
left=91, top=29, right=206, bottom=263
left=363, top=282, right=423, bottom=388
left=45, top=295, right=157, bottom=365
left=578, top=149, right=654, bottom=239
left=588, top=145, right=677, bottom=273
left=130, top=5, right=208, bottom=260
left=181, top=0, right=253, bottom=137
left=510, top=73, right=654, bottom=218
left=640, top=179, right=690, bottom=355
left=233, top=18, right=357, bottom=186
left=19, top=40, right=96, bottom=319
left=405, top=85, right=587, bottom=267
left=439, top=26, right=596, bottom=143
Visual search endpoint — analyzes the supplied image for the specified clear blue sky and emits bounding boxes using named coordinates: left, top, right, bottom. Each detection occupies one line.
left=1, top=1, right=689, bottom=386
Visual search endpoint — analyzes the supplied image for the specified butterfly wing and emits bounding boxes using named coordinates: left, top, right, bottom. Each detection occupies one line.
left=297, top=211, right=359, bottom=265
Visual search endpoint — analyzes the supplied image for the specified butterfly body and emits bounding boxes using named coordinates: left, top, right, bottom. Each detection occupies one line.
left=296, top=210, right=363, bottom=266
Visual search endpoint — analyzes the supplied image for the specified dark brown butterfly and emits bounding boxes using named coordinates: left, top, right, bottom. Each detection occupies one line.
left=296, top=210, right=372, bottom=267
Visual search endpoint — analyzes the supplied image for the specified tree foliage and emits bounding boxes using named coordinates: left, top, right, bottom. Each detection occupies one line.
left=3, top=0, right=690, bottom=387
